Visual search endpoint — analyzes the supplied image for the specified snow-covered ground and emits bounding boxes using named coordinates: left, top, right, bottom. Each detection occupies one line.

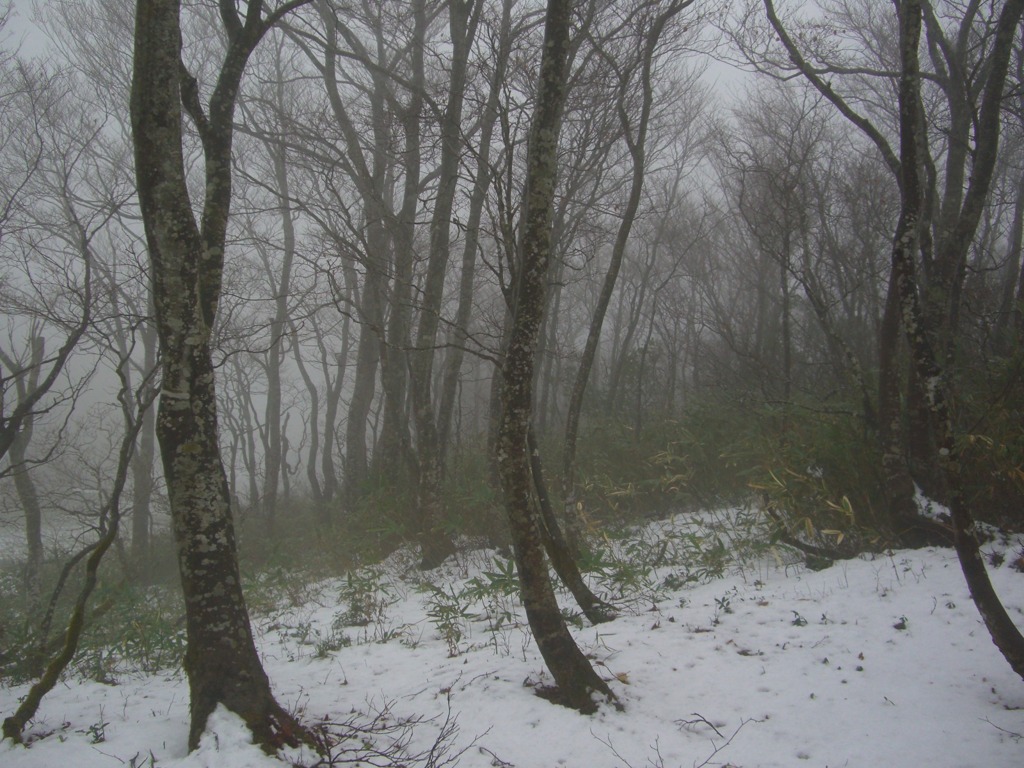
left=2, top=510, right=1022, bottom=768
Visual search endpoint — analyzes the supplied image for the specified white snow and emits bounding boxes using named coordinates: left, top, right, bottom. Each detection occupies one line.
left=2, top=509, right=1022, bottom=767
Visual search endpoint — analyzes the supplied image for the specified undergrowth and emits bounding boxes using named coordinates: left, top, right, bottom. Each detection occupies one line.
left=1, top=393, right=939, bottom=688
left=0, top=494, right=803, bottom=698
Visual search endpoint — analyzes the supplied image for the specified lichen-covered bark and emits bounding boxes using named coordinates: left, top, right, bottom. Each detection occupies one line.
left=496, top=0, right=615, bottom=713
left=891, top=0, right=1024, bottom=680
left=130, top=0, right=310, bottom=750
left=877, top=274, right=922, bottom=529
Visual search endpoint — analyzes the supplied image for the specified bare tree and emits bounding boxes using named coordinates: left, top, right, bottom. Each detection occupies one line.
left=734, top=0, right=1024, bottom=675
left=496, top=0, right=615, bottom=713
left=887, top=0, right=1024, bottom=679
left=287, top=0, right=404, bottom=509
left=130, top=0, right=312, bottom=750
left=2, top=343, right=157, bottom=744
left=0, top=55, right=144, bottom=603
left=435, top=0, right=518, bottom=461
left=0, top=65, right=93, bottom=470
left=0, top=336, right=46, bottom=604
left=562, top=0, right=696, bottom=507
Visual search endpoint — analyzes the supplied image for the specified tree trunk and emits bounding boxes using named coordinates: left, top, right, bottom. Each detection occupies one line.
left=1015, top=238, right=1024, bottom=337
left=779, top=236, right=792, bottom=420
left=605, top=263, right=653, bottom=414
left=0, top=338, right=46, bottom=607
left=436, top=2, right=507, bottom=453
left=260, top=101, right=297, bottom=527
left=10, top=415, right=42, bottom=608
left=314, top=2, right=396, bottom=510
left=291, top=324, right=324, bottom=502
left=994, top=169, right=1024, bottom=352
left=130, top=0, right=309, bottom=750
left=3, top=374, right=153, bottom=745
left=796, top=237, right=877, bottom=431
left=321, top=340, right=347, bottom=504
left=633, top=309, right=657, bottom=435
left=376, top=68, right=415, bottom=484
left=535, top=260, right=563, bottom=434
left=529, top=428, right=614, bottom=624
left=343, top=264, right=383, bottom=507
left=891, top=0, right=1024, bottom=680
left=496, top=0, right=615, bottom=714
left=407, top=0, right=482, bottom=567
left=131, top=318, right=158, bottom=580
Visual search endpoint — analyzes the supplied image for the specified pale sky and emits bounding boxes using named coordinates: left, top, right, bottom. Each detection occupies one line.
left=3, top=0, right=51, bottom=58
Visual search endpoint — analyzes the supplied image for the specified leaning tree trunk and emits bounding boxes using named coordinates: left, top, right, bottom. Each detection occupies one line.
left=496, top=0, right=615, bottom=713
left=891, top=0, right=1024, bottom=679
left=2, top=368, right=154, bottom=744
left=130, top=0, right=310, bottom=750
left=528, top=428, right=615, bottom=625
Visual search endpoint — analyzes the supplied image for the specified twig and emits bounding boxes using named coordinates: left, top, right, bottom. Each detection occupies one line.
left=476, top=745, right=515, bottom=767
left=592, top=730, right=640, bottom=767
left=983, top=717, right=1023, bottom=742
left=306, top=693, right=471, bottom=768
left=692, top=717, right=761, bottom=768
left=676, top=713, right=724, bottom=739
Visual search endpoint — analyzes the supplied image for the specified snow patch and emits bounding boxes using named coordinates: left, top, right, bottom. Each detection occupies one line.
left=173, top=706, right=280, bottom=768
left=2, top=509, right=1022, bottom=767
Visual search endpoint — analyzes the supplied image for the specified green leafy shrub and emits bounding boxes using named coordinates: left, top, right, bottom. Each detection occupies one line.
left=337, top=568, right=394, bottom=628
left=424, top=584, right=474, bottom=657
